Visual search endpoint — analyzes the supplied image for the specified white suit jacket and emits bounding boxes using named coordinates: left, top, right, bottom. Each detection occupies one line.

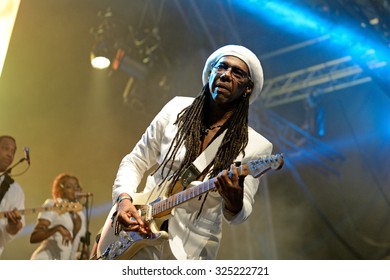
left=0, top=177, right=25, bottom=257
left=112, top=96, right=273, bottom=259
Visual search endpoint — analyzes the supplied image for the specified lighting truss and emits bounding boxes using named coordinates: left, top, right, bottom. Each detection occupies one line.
left=260, top=56, right=372, bottom=108
left=250, top=106, right=346, bottom=176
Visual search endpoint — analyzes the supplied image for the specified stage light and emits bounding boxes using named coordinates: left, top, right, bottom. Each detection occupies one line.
left=90, top=40, right=113, bottom=69
left=233, top=0, right=390, bottom=65
left=369, top=17, right=379, bottom=25
left=90, top=55, right=110, bottom=69
left=0, top=0, right=21, bottom=78
left=89, top=8, right=119, bottom=70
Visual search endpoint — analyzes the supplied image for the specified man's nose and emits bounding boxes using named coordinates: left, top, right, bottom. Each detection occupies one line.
left=220, top=68, right=233, bottom=79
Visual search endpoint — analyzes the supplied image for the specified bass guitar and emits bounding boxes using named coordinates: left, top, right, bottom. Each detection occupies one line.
left=97, top=153, right=284, bottom=260
left=0, top=201, right=83, bottom=218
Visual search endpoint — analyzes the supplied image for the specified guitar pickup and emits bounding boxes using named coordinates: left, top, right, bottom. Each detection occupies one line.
left=180, top=163, right=200, bottom=187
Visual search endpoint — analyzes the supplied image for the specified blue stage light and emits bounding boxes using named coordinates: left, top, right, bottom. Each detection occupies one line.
left=232, top=0, right=389, bottom=67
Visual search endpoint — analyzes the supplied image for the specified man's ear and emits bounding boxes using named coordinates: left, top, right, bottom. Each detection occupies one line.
left=245, top=89, right=252, bottom=99
left=246, top=81, right=254, bottom=94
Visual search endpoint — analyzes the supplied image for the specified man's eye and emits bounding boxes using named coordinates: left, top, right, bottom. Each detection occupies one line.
left=233, top=70, right=245, bottom=78
left=217, top=63, right=229, bottom=70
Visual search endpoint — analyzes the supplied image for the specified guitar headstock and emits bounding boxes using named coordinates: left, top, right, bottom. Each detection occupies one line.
left=53, top=202, right=83, bottom=214
left=246, top=153, right=284, bottom=178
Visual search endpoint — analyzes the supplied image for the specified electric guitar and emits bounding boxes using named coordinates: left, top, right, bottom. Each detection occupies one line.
left=0, top=201, right=83, bottom=218
left=96, top=153, right=284, bottom=260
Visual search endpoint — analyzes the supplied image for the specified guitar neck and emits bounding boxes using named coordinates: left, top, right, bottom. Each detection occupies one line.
left=0, top=206, right=55, bottom=218
left=151, top=164, right=249, bottom=218
left=150, top=153, right=284, bottom=218
left=0, top=201, right=83, bottom=218
left=151, top=177, right=218, bottom=218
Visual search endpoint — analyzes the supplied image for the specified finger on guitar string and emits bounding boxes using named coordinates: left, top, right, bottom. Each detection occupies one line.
left=116, top=197, right=148, bottom=234
left=216, top=169, right=231, bottom=188
left=114, top=220, right=121, bottom=235
left=121, top=224, right=141, bottom=232
left=228, top=164, right=239, bottom=180
left=118, top=214, right=149, bottom=235
left=215, top=164, right=241, bottom=197
left=110, top=210, right=118, bottom=227
left=5, top=208, right=22, bottom=224
left=224, top=165, right=239, bottom=185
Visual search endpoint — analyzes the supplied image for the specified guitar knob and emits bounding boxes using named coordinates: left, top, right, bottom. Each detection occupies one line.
left=108, top=240, right=122, bottom=259
left=119, top=230, right=133, bottom=242
left=98, top=246, right=111, bottom=260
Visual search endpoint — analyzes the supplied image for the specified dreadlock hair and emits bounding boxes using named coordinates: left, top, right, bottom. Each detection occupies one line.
left=152, top=82, right=250, bottom=194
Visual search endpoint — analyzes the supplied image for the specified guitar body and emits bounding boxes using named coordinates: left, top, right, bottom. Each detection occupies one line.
left=97, top=181, right=177, bottom=260
left=96, top=154, right=284, bottom=260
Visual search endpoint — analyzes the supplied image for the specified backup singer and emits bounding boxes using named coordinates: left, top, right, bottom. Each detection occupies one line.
left=30, top=173, right=87, bottom=259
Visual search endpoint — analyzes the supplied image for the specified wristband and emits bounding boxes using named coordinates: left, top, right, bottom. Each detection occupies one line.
left=117, top=195, right=132, bottom=204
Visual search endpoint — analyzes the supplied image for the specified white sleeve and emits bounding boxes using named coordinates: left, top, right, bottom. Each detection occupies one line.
left=111, top=97, right=183, bottom=203
left=0, top=182, right=25, bottom=244
left=36, top=199, right=57, bottom=223
left=223, top=134, right=273, bottom=224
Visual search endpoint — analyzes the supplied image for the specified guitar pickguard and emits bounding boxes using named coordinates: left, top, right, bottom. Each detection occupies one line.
left=99, top=229, right=168, bottom=260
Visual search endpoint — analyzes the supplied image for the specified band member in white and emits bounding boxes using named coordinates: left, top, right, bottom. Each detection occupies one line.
left=105, top=45, right=273, bottom=260
left=0, top=135, right=25, bottom=258
left=30, top=173, right=87, bottom=260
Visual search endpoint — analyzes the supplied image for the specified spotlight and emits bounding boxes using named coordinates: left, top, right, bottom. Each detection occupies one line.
left=90, top=40, right=114, bottom=69
left=369, top=17, right=379, bottom=25
left=90, top=55, right=110, bottom=69
left=0, top=0, right=21, bottom=77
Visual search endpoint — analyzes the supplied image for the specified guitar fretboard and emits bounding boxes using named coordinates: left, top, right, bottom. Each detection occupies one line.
left=0, top=206, right=54, bottom=218
left=0, top=202, right=83, bottom=218
left=150, top=154, right=284, bottom=218
left=151, top=178, right=217, bottom=217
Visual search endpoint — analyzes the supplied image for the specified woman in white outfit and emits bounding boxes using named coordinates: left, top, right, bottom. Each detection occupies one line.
left=30, top=173, right=86, bottom=260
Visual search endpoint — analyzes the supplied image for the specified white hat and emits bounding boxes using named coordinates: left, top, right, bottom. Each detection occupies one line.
left=202, top=45, right=264, bottom=104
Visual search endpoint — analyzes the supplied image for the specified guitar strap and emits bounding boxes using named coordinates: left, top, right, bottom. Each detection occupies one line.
left=180, top=129, right=227, bottom=187
left=0, top=173, right=15, bottom=204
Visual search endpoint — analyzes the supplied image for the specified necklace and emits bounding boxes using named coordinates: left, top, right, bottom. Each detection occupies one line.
left=203, top=124, right=223, bottom=136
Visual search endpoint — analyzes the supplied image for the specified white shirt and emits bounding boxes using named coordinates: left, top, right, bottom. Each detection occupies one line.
left=30, top=198, right=86, bottom=260
left=0, top=175, right=25, bottom=257
left=112, top=96, right=273, bottom=259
